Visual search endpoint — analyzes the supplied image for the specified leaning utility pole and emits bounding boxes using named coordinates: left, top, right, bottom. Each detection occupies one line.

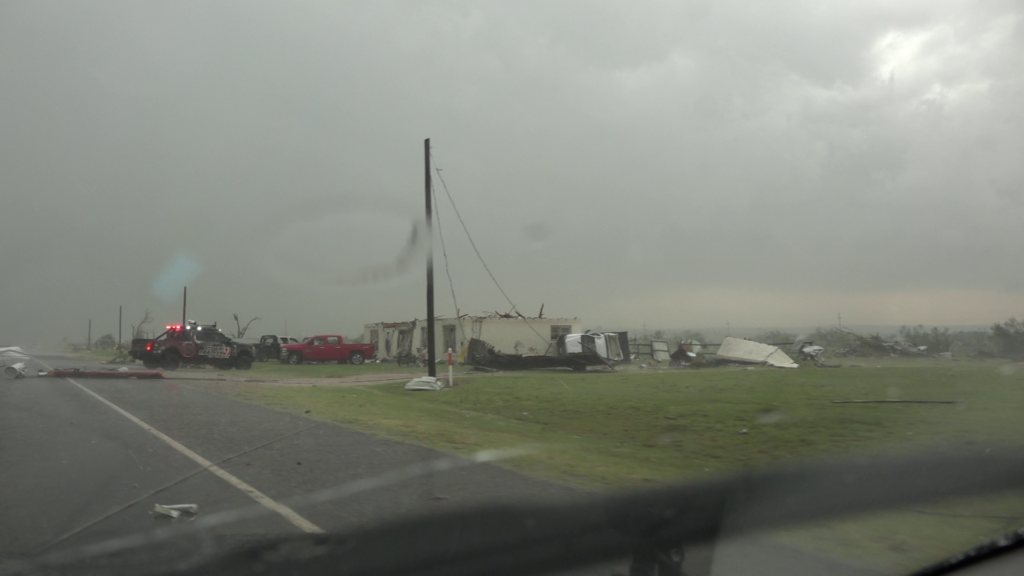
left=424, top=138, right=437, bottom=377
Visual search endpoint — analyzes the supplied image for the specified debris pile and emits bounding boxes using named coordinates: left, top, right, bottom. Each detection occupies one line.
left=716, top=337, right=799, bottom=368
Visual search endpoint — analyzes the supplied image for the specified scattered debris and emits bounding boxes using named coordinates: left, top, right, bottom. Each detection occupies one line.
left=466, top=336, right=619, bottom=372
left=3, top=362, right=27, bottom=379
left=1, top=347, right=30, bottom=378
left=669, top=341, right=698, bottom=366
left=738, top=429, right=749, bottom=435
left=650, top=340, right=671, bottom=362
left=832, top=400, right=957, bottom=404
left=159, top=503, right=199, bottom=514
left=153, top=503, right=198, bottom=519
left=405, top=376, right=447, bottom=391
left=716, top=337, right=799, bottom=368
left=153, top=505, right=180, bottom=519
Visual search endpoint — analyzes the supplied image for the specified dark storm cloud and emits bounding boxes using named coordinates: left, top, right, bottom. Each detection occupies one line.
left=1, top=1, right=1021, bottom=344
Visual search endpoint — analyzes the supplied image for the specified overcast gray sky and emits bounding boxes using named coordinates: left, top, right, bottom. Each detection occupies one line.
left=1, top=0, right=1022, bottom=345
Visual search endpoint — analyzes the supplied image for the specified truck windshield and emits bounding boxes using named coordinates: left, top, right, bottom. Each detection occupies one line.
left=196, top=330, right=230, bottom=343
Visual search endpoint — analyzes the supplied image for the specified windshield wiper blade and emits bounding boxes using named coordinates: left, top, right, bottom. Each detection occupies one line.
left=909, top=526, right=1024, bottom=576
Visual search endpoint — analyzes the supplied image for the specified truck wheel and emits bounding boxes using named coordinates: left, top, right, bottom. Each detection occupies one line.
left=236, top=356, right=253, bottom=370
left=142, top=358, right=160, bottom=370
left=161, top=353, right=181, bottom=371
left=349, top=351, right=365, bottom=365
left=288, top=352, right=303, bottom=365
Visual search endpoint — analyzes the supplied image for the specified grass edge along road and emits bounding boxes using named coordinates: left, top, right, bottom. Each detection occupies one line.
left=201, top=358, right=1024, bottom=573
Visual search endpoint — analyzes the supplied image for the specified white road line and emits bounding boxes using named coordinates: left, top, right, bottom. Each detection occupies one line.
left=35, top=358, right=324, bottom=534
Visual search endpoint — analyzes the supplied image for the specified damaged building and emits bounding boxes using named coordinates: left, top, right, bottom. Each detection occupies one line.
left=363, top=314, right=582, bottom=361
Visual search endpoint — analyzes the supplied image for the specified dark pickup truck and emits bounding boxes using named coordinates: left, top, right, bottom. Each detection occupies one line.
left=254, top=334, right=304, bottom=362
left=130, top=323, right=255, bottom=371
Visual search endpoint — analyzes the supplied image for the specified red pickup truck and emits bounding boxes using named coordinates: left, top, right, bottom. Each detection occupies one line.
left=281, top=335, right=375, bottom=365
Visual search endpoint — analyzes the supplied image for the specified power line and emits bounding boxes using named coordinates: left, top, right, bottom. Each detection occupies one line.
left=431, top=155, right=518, bottom=312
left=430, top=152, right=551, bottom=350
left=431, top=179, right=466, bottom=347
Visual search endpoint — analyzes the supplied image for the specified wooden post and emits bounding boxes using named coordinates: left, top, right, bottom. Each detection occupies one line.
left=425, top=138, right=436, bottom=377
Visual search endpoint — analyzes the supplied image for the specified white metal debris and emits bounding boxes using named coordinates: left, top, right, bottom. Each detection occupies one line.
left=651, top=339, right=671, bottom=362
left=405, top=376, right=447, bottom=391
left=1, top=347, right=29, bottom=365
left=3, top=362, right=27, bottom=379
left=153, top=505, right=181, bottom=518
left=153, top=503, right=199, bottom=518
left=560, top=333, right=624, bottom=361
left=717, top=337, right=799, bottom=368
left=159, top=503, right=198, bottom=513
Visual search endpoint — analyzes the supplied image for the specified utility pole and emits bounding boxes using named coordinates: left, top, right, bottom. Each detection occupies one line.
left=425, top=138, right=437, bottom=377
left=838, top=312, right=843, bottom=331
left=87, top=319, right=92, bottom=350
left=118, top=306, right=122, bottom=348
left=182, top=286, right=187, bottom=327
left=726, top=321, right=731, bottom=337
left=284, top=319, right=288, bottom=337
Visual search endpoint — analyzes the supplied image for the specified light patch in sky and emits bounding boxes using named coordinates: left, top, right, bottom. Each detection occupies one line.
left=152, top=254, right=202, bottom=303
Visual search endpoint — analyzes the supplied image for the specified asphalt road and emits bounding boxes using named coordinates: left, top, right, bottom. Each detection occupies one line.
left=0, top=353, right=881, bottom=576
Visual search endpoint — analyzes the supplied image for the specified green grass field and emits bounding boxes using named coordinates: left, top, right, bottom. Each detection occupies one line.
left=209, top=357, right=1024, bottom=573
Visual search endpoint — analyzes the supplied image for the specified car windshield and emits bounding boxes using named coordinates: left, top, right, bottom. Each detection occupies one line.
left=2, top=3, right=1023, bottom=576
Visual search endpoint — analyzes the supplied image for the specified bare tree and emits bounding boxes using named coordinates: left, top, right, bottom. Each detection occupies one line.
left=131, top=309, right=153, bottom=339
left=233, top=314, right=260, bottom=339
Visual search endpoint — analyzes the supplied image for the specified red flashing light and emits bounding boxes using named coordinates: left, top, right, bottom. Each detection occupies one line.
left=146, top=342, right=153, bottom=351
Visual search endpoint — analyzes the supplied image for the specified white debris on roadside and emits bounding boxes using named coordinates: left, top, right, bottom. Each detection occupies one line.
left=404, top=376, right=447, bottom=391
left=153, top=503, right=199, bottom=518
left=153, top=505, right=180, bottom=519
